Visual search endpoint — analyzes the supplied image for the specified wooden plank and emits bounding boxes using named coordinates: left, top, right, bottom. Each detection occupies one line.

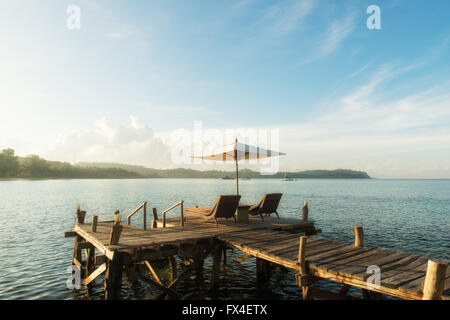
left=65, top=231, right=77, bottom=237
left=315, top=247, right=381, bottom=274
left=144, top=261, right=163, bottom=286
left=265, top=237, right=329, bottom=253
left=306, top=245, right=362, bottom=265
left=73, top=257, right=82, bottom=270
left=234, top=253, right=252, bottom=263
left=338, top=251, right=411, bottom=280
left=398, top=276, right=424, bottom=296
left=352, top=252, right=415, bottom=279
left=84, top=263, right=106, bottom=285
left=277, top=240, right=348, bottom=260
left=381, top=257, right=428, bottom=289
left=324, top=250, right=407, bottom=281
left=74, top=224, right=115, bottom=260
left=310, top=247, right=376, bottom=271
left=124, top=266, right=178, bottom=298
left=310, top=267, right=421, bottom=300
left=221, top=239, right=299, bottom=270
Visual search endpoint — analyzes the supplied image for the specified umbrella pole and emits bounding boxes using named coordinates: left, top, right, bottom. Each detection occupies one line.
left=235, top=152, right=239, bottom=195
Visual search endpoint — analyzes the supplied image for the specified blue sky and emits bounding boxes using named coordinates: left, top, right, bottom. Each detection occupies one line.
left=1, top=0, right=450, bottom=178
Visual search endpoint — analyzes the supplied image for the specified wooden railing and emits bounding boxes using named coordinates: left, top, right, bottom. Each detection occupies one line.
left=127, top=202, right=147, bottom=230
left=161, top=200, right=184, bottom=228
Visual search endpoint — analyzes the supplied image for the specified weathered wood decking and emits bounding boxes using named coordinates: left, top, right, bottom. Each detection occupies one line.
left=66, top=209, right=448, bottom=300
left=217, top=228, right=450, bottom=300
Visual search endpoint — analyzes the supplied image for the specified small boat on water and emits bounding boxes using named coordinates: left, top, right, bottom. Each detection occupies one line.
left=221, top=175, right=235, bottom=180
left=281, top=172, right=294, bottom=181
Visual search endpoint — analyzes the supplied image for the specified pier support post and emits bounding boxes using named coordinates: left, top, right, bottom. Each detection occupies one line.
left=256, top=258, right=271, bottom=290
left=73, top=205, right=85, bottom=273
left=211, top=247, right=222, bottom=291
left=422, top=260, right=448, bottom=300
left=85, top=244, right=95, bottom=293
left=354, top=226, right=363, bottom=247
left=143, top=202, right=147, bottom=230
left=152, top=208, right=158, bottom=228
left=298, top=235, right=310, bottom=299
left=302, top=200, right=308, bottom=221
left=104, top=252, right=124, bottom=300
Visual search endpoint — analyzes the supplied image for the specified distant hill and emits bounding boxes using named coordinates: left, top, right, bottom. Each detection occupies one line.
left=77, top=162, right=371, bottom=179
left=1, top=148, right=370, bottom=179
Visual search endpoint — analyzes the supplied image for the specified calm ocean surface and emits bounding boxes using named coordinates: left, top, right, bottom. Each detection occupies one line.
left=0, top=178, right=449, bottom=300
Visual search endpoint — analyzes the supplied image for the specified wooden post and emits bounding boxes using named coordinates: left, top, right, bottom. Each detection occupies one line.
left=76, top=205, right=86, bottom=224
left=143, top=202, right=147, bottom=230
left=73, top=205, right=84, bottom=271
left=152, top=208, right=158, bottom=228
left=211, top=247, right=222, bottom=290
left=169, top=256, right=177, bottom=283
left=91, top=216, right=98, bottom=232
left=422, top=260, right=447, bottom=300
left=298, top=235, right=309, bottom=299
left=104, top=252, right=124, bottom=300
left=222, top=249, right=227, bottom=265
left=85, top=244, right=95, bottom=293
left=298, top=236, right=308, bottom=274
left=302, top=200, right=309, bottom=221
left=354, top=226, right=363, bottom=247
left=180, top=201, right=184, bottom=227
left=256, top=258, right=271, bottom=290
left=114, top=210, right=121, bottom=225
left=109, top=224, right=123, bottom=245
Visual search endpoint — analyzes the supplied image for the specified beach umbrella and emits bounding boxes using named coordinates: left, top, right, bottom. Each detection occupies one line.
left=192, top=138, right=286, bottom=195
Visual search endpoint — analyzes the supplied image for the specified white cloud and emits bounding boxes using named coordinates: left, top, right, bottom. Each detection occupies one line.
left=320, top=15, right=355, bottom=55
left=297, top=13, right=356, bottom=65
left=342, top=63, right=371, bottom=81
left=276, top=64, right=450, bottom=178
left=44, top=116, right=173, bottom=168
left=264, top=0, right=315, bottom=36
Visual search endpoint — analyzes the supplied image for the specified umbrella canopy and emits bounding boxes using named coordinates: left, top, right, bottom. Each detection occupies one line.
left=193, top=141, right=286, bottom=162
left=192, top=139, right=286, bottom=194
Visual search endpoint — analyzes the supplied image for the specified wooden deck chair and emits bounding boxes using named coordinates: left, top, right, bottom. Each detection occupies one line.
left=248, top=193, right=282, bottom=220
left=184, top=195, right=241, bottom=227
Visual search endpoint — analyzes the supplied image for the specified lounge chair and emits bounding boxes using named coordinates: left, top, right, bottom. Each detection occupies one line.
left=184, top=195, right=241, bottom=227
left=248, top=193, right=282, bottom=220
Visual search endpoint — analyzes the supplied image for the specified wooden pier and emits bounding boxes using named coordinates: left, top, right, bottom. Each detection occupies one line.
left=65, top=203, right=449, bottom=300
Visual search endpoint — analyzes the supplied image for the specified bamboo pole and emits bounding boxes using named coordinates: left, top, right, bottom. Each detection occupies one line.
left=422, top=260, right=447, bottom=300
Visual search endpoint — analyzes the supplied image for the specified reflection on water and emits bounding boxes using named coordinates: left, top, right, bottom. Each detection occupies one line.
left=0, top=179, right=449, bottom=299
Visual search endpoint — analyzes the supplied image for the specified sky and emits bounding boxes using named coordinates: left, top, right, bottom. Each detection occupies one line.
left=1, top=0, right=450, bottom=178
